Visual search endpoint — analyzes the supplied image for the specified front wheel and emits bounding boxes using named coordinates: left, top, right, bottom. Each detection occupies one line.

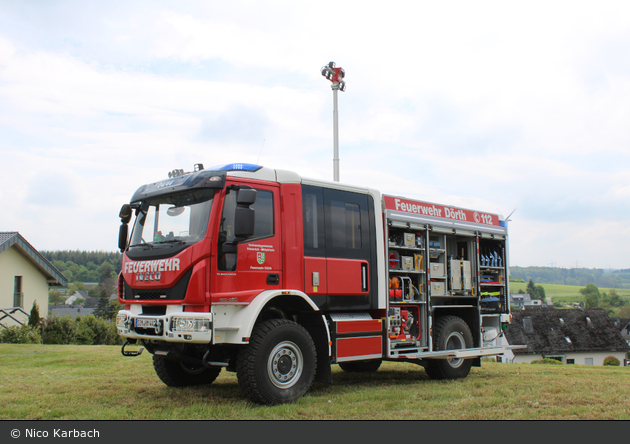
left=424, top=315, right=473, bottom=380
left=153, top=355, right=222, bottom=387
left=236, top=319, right=317, bottom=405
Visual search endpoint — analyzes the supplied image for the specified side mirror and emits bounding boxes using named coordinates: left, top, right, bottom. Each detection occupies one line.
left=234, top=188, right=257, bottom=239
left=118, top=224, right=128, bottom=253
left=119, top=204, right=132, bottom=224
left=118, top=204, right=132, bottom=252
left=236, top=188, right=257, bottom=206
left=234, top=207, right=255, bottom=238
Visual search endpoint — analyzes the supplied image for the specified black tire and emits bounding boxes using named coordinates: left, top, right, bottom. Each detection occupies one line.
left=153, top=355, right=221, bottom=387
left=424, top=315, right=473, bottom=380
left=339, top=359, right=382, bottom=373
left=236, top=319, right=317, bottom=405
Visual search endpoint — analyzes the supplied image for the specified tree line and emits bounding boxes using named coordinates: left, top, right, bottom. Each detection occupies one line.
left=42, top=250, right=122, bottom=321
left=42, top=250, right=122, bottom=283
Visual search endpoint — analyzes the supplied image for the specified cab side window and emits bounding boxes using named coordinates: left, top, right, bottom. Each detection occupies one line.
left=303, top=185, right=325, bottom=256
left=218, top=188, right=274, bottom=271
left=329, top=200, right=362, bottom=250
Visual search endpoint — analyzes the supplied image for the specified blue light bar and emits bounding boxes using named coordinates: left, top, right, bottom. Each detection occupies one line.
left=209, top=163, right=263, bottom=172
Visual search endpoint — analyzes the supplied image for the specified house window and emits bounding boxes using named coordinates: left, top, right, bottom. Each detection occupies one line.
left=13, top=276, right=23, bottom=308
left=585, top=358, right=594, bottom=366
left=543, top=354, right=565, bottom=363
left=566, top=359, right=575, bottom=364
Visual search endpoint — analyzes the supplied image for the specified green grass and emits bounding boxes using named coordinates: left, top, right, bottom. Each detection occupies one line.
left=2, top=344, right=630, bottom=420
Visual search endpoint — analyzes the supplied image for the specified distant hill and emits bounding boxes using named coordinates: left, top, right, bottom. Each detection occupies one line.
left=510, top=266, right=630, bottom=289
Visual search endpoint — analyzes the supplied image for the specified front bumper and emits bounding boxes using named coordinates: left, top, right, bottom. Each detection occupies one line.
left=116, top=308, right=213, bottom=344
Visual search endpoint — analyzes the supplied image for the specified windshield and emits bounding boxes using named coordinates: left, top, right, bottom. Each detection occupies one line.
left=130, top=189, right=214, bottom=249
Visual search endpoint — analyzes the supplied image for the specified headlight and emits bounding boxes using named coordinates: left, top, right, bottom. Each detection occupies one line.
left=116, top=313, right=128, bottom=328
left=170, top=317, right=211, bottom=333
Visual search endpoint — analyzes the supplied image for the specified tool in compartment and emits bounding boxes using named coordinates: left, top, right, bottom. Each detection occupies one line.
left=388, top=306, right=420, bottom=342
left=400, top=276, right=421, bottom=301
left=404, top=233, right=415, bottom=247
left=480, top=246, right=503, bottom=268
left=388, top=251, right=401, bottom=269
left=389, top=276, right=402, bottom=301
left=388, top=233, right=403, bottom=247
left=415, top=233, right=425, bottom=248
left=414, top=253, right=423, bottom=271
left=389, top=275, right=421, bottom=302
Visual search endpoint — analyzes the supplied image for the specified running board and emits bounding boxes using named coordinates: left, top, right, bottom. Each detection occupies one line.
left=422, top=345, right=526, bottom=360
left=391, top=345, right=526, bottom=360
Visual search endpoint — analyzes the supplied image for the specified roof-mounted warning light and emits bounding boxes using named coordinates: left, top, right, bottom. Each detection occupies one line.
left=210, top=163, right=263, bottom=173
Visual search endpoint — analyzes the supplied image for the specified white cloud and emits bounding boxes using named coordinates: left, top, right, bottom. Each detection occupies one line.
left=1, top=1, right=630, bottom=268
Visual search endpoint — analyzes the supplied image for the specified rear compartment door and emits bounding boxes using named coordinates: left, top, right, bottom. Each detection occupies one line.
left=302, top=185, right=376, bottom=311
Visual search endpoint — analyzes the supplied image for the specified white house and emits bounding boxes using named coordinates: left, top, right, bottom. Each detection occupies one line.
left=0, top=232, right=67, bottom=327
left=504, top=308, right=629, bottom=365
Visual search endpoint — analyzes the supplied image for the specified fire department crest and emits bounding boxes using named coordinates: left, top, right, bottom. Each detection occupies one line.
left=257, top=252, right=266, bottom=265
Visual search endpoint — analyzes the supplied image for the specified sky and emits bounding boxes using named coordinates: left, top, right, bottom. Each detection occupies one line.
left=1, top=0, right=630, bottom=270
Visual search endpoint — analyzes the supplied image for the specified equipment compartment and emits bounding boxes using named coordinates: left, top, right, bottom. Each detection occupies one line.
left=386, top=224, right=427, bottom=304
left=388, top=304, right=421, bottom=345
left=477, top=238, right=508, bottom=314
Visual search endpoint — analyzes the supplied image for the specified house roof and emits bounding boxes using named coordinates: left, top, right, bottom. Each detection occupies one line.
left=505, top=308, right=629, bottom=355
left=615, top=318, right=630, bottom=336
left=0, top=232, right=68, bottom=287
left=510, top=293, right=531, bottom=302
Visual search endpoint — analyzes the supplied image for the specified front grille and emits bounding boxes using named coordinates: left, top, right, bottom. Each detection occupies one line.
left=128, top=287, right=173, bottom=300
left=122, top=269, right=192, bottom=301
left=142, top=305, right=167, bottom=315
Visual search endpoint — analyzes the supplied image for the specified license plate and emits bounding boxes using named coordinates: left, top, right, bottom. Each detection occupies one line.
left=135, top=318, right=158, bottom=329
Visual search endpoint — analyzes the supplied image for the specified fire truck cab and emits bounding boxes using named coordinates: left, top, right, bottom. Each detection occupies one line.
left=116, top=163, right=516, bottom=405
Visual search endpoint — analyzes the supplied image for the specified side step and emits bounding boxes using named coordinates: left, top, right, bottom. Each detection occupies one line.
left=121, top=339, right=144, bottom=357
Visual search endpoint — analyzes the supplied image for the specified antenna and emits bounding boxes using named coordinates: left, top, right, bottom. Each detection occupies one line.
left=256, top=139, right=266, bottom=165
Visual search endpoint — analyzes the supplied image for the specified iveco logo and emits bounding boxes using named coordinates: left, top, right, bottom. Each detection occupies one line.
left=137, top=271, right=162, bottom=282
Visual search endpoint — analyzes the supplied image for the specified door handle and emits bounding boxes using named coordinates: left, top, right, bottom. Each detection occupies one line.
left=267, top=274, right=280, bottom=285
left=361, top=263, right=368, bottom=292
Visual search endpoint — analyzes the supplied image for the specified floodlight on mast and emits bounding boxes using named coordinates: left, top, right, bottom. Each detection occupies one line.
left=321, top=61, right=345, bottom=182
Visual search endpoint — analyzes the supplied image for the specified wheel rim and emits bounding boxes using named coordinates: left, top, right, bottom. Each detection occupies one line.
left=268, top=341, right=303, bottom=389
left=445, top=331, right=466, bottom=368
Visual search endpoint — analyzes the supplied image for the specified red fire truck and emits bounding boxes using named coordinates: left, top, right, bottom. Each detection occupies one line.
left=116, top=163, right=518, bottom=405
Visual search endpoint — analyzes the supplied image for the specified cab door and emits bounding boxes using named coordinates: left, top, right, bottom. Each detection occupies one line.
left=212, top=182, right=282, bottom=304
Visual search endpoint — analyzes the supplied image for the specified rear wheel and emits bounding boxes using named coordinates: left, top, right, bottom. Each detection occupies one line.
left=339, top=359, right=382, bottom=373
left=236, top=319, right=316, bottom=405
left=424, top=315, right=473, bottom=380
left=153, top=355, right=221, bottom=387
